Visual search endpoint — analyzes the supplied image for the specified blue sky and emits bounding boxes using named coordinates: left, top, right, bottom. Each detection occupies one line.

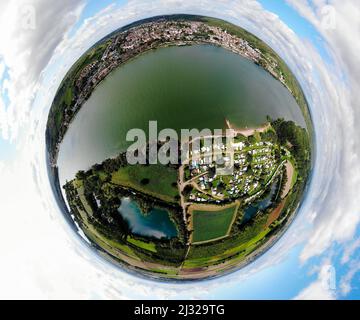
left=0, top=139, right=14, bottom=161
left=258, top=0, right=332, bottom=63
left=208, top=247, right=311, bottom=300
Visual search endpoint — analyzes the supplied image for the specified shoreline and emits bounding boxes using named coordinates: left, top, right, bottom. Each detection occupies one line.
left=225, top=118, right=271, bottom=136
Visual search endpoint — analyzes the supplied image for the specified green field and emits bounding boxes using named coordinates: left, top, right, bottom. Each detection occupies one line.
left=192, top=205, right=237, bottom=243
left=184, top=213, right=269, bottom=268
left=289, top=160, right=298, bottom=189
left=127, top=236, right=157, bottom=253
left=111, top=164, right=179, bottom=203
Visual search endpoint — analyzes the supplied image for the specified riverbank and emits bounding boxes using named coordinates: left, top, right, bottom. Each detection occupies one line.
left=225, top=118, right=271, bottom=136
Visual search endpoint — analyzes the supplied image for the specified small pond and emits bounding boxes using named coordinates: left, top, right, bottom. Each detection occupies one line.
left=118, top=197, right=178, bottom=239
left=242, top=180, right=280, bottom=224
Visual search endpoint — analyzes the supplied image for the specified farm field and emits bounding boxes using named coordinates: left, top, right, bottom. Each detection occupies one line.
left=127, top=236, right=157, bottom=253
left=191, top=203, right=238, bottom=243
left=111, top=164, right=179, bottom=203
left=184, top=213, right=269, bottom=268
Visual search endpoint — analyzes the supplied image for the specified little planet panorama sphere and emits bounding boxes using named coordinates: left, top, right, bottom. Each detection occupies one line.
left=46, top=14, right=313, bottom=280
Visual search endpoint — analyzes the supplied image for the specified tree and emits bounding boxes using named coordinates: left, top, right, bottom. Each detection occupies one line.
left=182, top=185, right=193, bottom=197
left=140, top=178, right=150, bottom=185
left=217, top=182, right=226, bottom=192
left=76, top=170, right=86, bottom=180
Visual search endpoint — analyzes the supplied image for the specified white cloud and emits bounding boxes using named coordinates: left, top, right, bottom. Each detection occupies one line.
left=294, top=263, right=336, bottom=300
left=341, top=238, right=360, bottom=264
left=294, top=279, right=336, bottom=300
left=281, top=0, right=360, bottom=263
left=0, top=60, right=5, bottom=80
left=0, top=0, right=85, bottom=141
left=339, top=260, right=360, bottom=296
